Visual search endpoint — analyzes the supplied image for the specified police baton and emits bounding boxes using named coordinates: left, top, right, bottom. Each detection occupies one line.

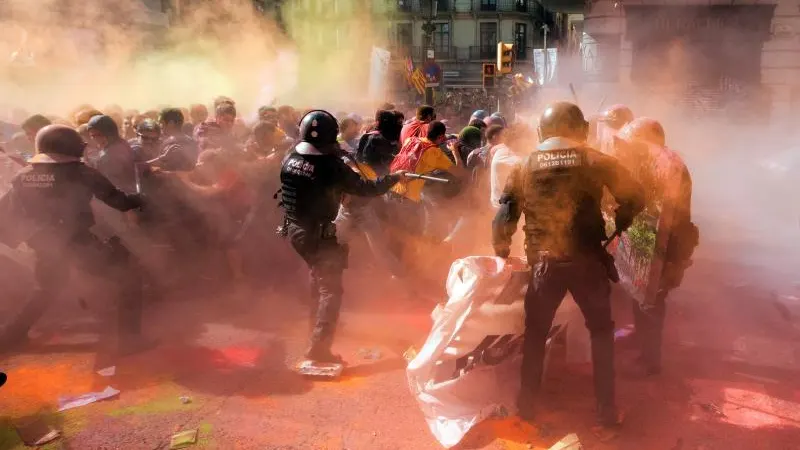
left=404, top=173, right=450, bottom=183
left=133, top=163, right=143, bottom=194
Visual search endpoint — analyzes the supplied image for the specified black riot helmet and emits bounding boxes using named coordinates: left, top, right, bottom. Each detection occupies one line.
left=617, top=117, right=665, bottom=148
left=86, top=114, right=120, bottom=138
left=136, top=118, right=162, bottom=136
left=600, top=104, right=634, bottom=130
left=35, top=124, right=87, bottom=158
left=299, top=110, right=339, bottom=148
left=537, top=101, right=589, bottom=142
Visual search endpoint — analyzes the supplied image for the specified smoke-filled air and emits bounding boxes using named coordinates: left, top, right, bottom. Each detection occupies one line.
left=0, top=0, right=385, bottom=115
left=1, top=1, right=800, bottom=449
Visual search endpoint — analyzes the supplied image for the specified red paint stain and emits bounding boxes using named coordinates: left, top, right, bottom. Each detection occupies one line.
left=135, top=344, right=264, bottom=374
left=214, top=346, right=261, bottom=368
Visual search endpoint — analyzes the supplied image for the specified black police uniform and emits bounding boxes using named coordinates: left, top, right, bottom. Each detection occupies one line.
left=492, top=103, right=644, bottom=426
left=0, top=125, right=145, bottom=354
left=611, top=122, right=698, bottom=374
left=279, top=111, right=401, bottom=362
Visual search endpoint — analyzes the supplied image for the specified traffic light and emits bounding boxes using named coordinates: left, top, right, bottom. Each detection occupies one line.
left=497, top=42, right=514, bottom=75
left=482, top=63, right=496, bottom=89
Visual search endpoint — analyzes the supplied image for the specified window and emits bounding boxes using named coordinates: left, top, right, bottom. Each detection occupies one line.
left=480, top=0, right=496, bottom=12
left=514, top=0, right=528, bottom=12
left=436, top=0, right=449, bottom=12
left=515, top=23, right=528, bottom=60
left=397, top=0, right=411, bottom=13
left=479, top=22, right=497, bottom=59
left=433, top=23, right=450, bottom=56
left=394, top=23, right=413, bottom=58
left=397, top=23, right=413, bottom=47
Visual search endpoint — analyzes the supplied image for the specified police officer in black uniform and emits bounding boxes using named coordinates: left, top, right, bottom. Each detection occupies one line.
left=492, top=102, right=645, bottom=429
left=279, top=110, right=407, bottom=364
left=0, top=125, right=148, bottom=355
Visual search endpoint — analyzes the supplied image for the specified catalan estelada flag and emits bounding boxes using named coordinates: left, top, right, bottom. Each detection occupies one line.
left=410, top=68, right=426, bottom=95
left=404, top=56, right=414, bottom=76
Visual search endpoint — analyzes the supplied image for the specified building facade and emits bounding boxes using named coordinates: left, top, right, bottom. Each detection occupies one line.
left=581, top=0, right=798, bottom=121
left=380, top=0, right=559, bottom=87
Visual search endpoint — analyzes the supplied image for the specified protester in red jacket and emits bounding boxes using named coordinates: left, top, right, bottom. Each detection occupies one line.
left=399, top=105, right=435, bottom=145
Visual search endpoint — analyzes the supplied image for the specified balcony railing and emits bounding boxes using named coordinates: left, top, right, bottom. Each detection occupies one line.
left=387, top=0, right=540, bottom=15
left=476, top=0, right=535, bottom=13
left=389, top=45, right=457, bottom=61
left=390, top=45, right=536, bottom=62
left=388, top=45, right=415, bottom=59
left=469, top=46, right=496, bottom=60
left=433, top=46, right=452, bottom=60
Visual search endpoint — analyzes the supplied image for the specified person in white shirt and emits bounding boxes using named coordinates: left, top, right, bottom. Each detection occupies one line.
left=489, top=125, right=515, bottom=209
left=490, top=124, right=536, bottom=209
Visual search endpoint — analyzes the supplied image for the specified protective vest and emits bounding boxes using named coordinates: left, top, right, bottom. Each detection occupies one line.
left=515, top=138, right=609, bottom=256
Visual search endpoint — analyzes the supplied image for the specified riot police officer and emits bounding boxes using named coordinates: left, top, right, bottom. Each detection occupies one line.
left=599, top=104, right=634, bottom=131
left=279, top=110, right=407, bottom=364
left=492, top=102, right=645, bottom=429
left=0, top=125, right=147, bottom=355
left=615, top=118, right=698, bottom=375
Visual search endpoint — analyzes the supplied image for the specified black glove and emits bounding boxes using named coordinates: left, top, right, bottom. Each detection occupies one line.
left=600, top=249, right=620, bottom=283
left=614, top=208, right=634, bottom=233
left=129, top=193, right=146, bottom=210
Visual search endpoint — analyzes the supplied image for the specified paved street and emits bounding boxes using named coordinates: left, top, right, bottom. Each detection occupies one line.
left=2, top=153, right=800, bottom=450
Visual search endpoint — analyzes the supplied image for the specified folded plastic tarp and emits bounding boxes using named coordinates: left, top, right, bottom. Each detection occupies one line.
left=407, top=256, right=589, bottom=448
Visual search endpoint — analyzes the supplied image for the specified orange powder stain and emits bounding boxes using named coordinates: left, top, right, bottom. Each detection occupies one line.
left=465, top=417, right=546, bottom=450
left=0, top=360, right=94, bottom=416
left=323, top=375, right=366, bottom=388
left=214, top=346, right=261, bottom=368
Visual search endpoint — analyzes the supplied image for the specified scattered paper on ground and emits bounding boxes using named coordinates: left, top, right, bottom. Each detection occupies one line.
left=170, top=429, right=198, bottom=449
left=549, top=433, right=582, bottom=450
left=58, top=386, right=120, bottom=412
left=97, top=366, right=116, bottom=377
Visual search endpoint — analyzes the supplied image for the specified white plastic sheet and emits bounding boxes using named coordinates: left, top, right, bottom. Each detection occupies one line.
left=407, top=256, right=588, bottom=448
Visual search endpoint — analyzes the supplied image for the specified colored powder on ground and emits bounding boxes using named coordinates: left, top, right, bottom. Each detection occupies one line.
left=106, top=384, right=202, bottom=417
left=141, top=345, right=262, bottom=375
left=721, top=387, right=800, bottom=428
left=0, top=423, right=23, bottom=449
left=197, top=422, right=214, bottom=447
left=315, top=375, right=366, bottom=389
left=0, top=361, right=93, bottom=415
left=107, top=396, right=202, bottom=417
left=214, top=346, right=261, bottom=368
left=0, top=410, right=88, bottom=450
left=487, top=417, right=546, bottom=450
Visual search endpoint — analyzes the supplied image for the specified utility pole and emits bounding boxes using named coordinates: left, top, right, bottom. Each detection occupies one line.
left=542, top=23, right=549, bottom=85
left=421, top=0, right=438, bottom=106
